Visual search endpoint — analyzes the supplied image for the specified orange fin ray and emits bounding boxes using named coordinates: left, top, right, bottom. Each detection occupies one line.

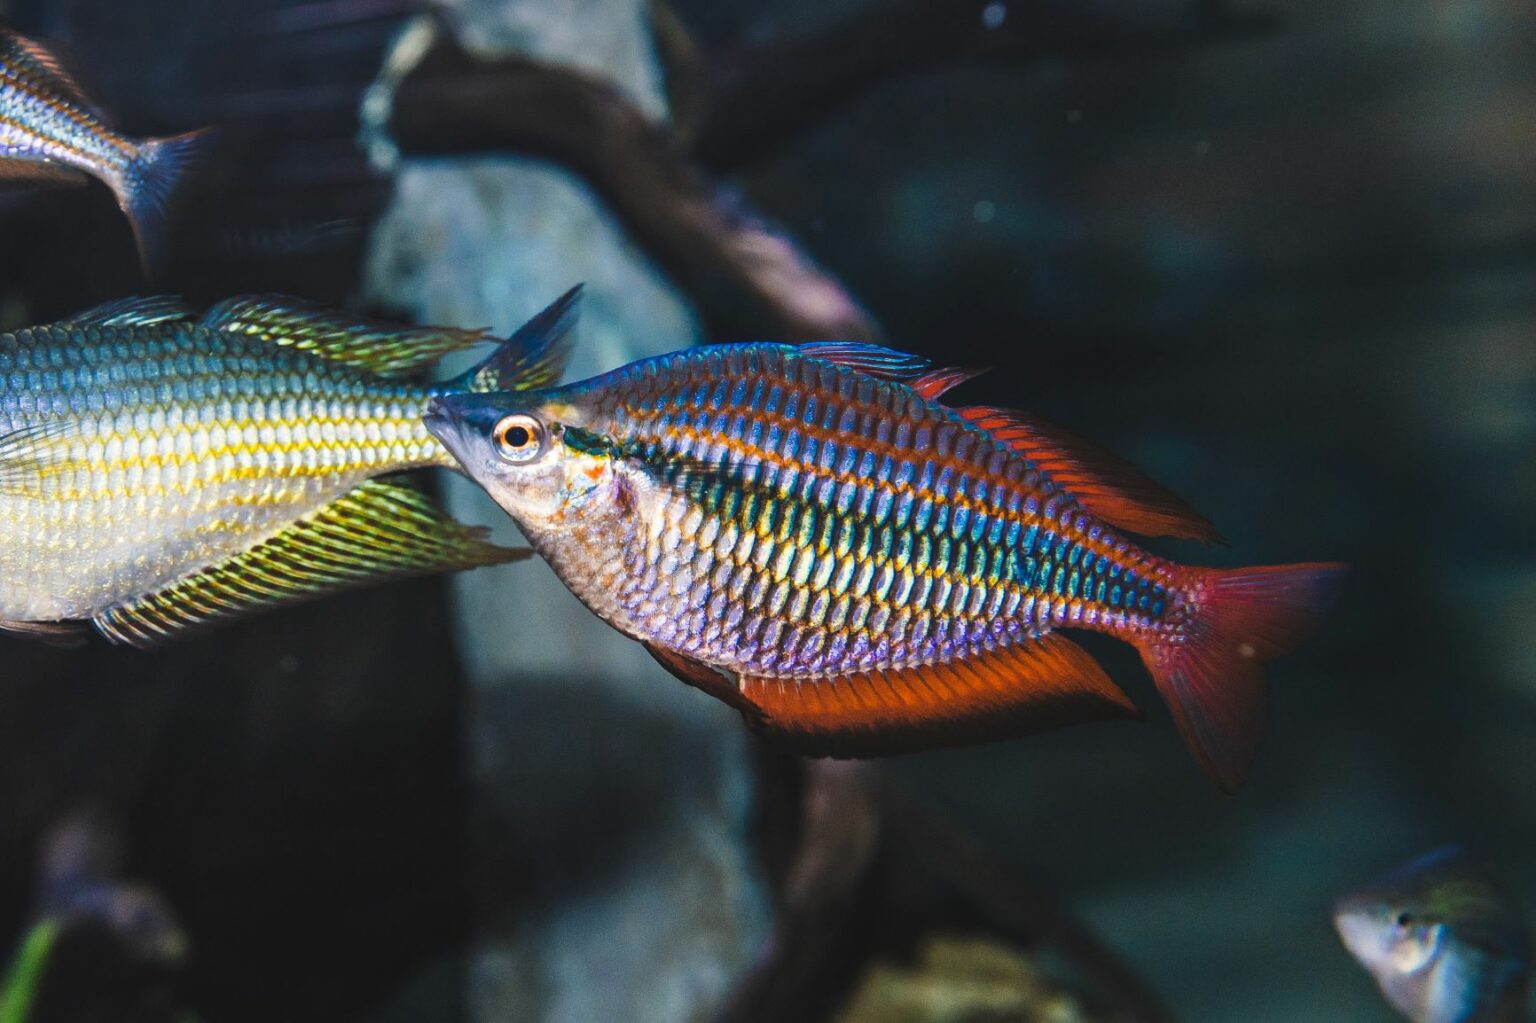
left=736, top=632, right=1139, bottom=757
left=957, top=405, right=1226, bottom=545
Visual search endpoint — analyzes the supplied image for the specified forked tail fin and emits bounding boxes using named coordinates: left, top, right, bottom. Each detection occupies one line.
left=1138, top=562, right=1347, bottom=793
left=115, top=127, right=216, bottom=275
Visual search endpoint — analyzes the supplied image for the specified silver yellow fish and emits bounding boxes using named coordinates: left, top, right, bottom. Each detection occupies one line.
left=1336, top=847, right=1531, bottom=1023
left=0, top=21, right=213, bottom=271
left=0, top=288, right=578, bottom=646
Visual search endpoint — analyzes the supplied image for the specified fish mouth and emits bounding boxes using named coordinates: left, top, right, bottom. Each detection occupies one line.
left=422, top=396, right=453, bottom=441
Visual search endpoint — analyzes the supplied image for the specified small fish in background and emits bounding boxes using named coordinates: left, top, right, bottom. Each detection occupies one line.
left=1335, top=847, right=1531, bottom=1023
left=0, top=21, right=214, bottom=273
left=0, top=286, right=579, bottom=647
left=426, top=338, right=1345, bottom=790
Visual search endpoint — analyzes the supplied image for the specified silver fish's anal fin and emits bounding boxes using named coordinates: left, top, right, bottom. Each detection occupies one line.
left=201, top=294, right=497, bottom=378
left=0, top=160, right=89, bottom=188
left=0, top=619, right=88, bottom=647
left=957, top=405, right=1227, bottom=545
left=446, top=284, right=582, bottom=393
left=54, top=296, right=197, bottom=329
left=734, top=632, right=1139, bottom=757
left=92, top=477, right=530, bottom=648
left=0, top=25, right=101, bottom=113
left=0, top=420, right=76, bottom=495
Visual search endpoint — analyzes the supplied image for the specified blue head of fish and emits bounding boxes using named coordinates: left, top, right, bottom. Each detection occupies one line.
left=1334, top=847, right=1531, bottom=1023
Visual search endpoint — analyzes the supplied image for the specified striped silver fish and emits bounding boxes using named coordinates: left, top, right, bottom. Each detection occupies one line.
left=0, top=21, right=212, bottom=271
left=0, top=287, right=578, bottom=646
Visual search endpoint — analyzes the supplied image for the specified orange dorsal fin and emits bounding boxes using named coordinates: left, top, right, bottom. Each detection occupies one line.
left=909, top=366, right=988, bottom=402
left=735, top=632, right=1139, bottom=757
left=957, top=406, right=1226, bottom=545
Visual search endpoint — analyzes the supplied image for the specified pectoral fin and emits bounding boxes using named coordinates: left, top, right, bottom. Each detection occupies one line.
left=0, top=421, right=75, bottom=495
left=93, top=477, right=529, bottom=647
left=734, top=632, right=1139, bottom=757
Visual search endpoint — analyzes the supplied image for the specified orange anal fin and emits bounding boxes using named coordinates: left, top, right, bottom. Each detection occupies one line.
left=958, top=406, right=1226, bottom=545
left=737, top=632, right=1139, bottom=758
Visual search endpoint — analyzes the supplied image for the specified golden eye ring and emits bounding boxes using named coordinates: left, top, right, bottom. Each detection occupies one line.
left=493, top=414, right=543, bottom=463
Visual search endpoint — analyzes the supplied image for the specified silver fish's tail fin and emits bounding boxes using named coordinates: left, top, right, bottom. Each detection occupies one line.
left=116, top=127, right=216, bottom=275
left=1136, top=562, right=1346, bottom=793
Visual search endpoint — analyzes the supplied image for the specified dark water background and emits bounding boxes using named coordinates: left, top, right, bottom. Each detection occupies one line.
left=0, top=0, right=1531, bottom=1020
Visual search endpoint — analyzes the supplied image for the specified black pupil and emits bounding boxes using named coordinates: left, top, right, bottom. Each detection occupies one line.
left=505, top=425, right=532, bottom=448
left=1397, top=913, right=1414, bottom=927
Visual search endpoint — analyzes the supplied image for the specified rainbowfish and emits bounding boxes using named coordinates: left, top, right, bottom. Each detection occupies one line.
left=1335, top=847, right=1531, bottom=1023
left=0, top=287, right=579, bottom=647
left=425, top=339, right=1345, bottom=790
left=0, top=21, right=213, bottom=271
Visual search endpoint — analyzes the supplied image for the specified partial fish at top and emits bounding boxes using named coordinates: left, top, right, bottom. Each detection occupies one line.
left=1336, top=847, right=1531, bottom=1023
left=426, top=336, right=1346, bottom=791
left=0, top=20, right=213, bottom=272
left=0, top=286, right=580, bottom=647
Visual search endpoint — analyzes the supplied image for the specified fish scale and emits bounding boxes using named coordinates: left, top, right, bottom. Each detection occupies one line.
left=588, top=346, right=1171, bottom=681
left=0, top=323, right=447, bottom=621
left=429, top=335, right=1344, bottom=790
left=0, top=286, right=582, bottom=643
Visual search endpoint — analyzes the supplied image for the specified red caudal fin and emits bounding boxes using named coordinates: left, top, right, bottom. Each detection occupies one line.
left=1138, top=562, right=1347, bottom=793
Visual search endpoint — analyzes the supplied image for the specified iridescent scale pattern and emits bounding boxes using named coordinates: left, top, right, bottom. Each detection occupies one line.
left=0, top=324, right=450, bottom=621
left=566, top=344, right=1185, bottom=680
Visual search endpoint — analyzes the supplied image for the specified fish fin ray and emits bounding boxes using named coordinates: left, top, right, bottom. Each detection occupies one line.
left=202, top=294, right=494, bottom=377
left=1137, top=562, right=1346, bottom=792
left=55, top=296, right=196, bottom=328
left=447, top=285, right=582, bottom=393
left=0, top=420, right=76, bottom=495
left=92, top=477, right=529, bottom=648
left=0, top=619, right=88, bottom=646
left=796, top=341, right=935, bottom=381
left=115, top=127, right=216, bottom=275
left=642, top=643, right=748, bottom=707
left=0, top=160, right=89, bottom=188
left=909, top=366, right=988, bottom=402
left=736, top=632, right=1139, bottom=757
left=957, top=405, right=1227, bottom=545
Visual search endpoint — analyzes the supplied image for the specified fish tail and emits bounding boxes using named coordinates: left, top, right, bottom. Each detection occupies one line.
left=1137, top=561, right=1346, bottom=792
left=115, top=127, right=216, bottom=274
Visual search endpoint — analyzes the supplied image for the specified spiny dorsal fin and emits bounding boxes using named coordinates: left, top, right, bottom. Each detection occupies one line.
left=909, top=365, right=988, bottom=402
left=447, top=284, right=582, bottom=393
left=92, top=477, right=529, bottom=648
left=201, top=295, right=495, bottom=378
left=957, top=405, right=1226, bottom=545
left=55, top=296, right=196, bottom=329
left=796, top=341, right=934, bottom=382
left=736, top=632, right=1139, bottom=757
left=0, top=25, right=100, bottom=113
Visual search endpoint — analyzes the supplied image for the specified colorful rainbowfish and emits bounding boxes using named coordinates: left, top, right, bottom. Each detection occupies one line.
left=1336, top=847, right=1531, bottom=1023
left=0, top=21, right=213, bottom=271
left=425, top=339, right=1345, bottom=790
left=0, top=288, right=579, bottom=646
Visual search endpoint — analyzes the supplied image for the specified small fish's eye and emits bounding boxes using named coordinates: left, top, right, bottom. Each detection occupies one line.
left=1396, top=912, right=1414, bottom=927
left=493, top=415, right=543, bottom=463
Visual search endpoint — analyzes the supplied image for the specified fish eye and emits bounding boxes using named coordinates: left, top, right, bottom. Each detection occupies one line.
left=1396, top=912, right=1415, bottom=928
left=493, top=414, right=543, bottom=462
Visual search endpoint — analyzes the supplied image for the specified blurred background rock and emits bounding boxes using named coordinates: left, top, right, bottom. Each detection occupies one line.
left=0, top=0, right=1530, bottom=1020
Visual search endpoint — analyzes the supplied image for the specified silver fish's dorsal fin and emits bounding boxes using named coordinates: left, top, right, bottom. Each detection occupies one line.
left=957, top=405, right=1227, bottom=545
left=91, top=477, right=530, bottom=648
left=54, top=296, right=197, bottom=329
left=0, top=25, right=101, bottom=114
left=446, top=284, right=582, bottom=393
left=201, top=295, right=497, bottom=378
left=0, top=420, right=76, bottom=494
